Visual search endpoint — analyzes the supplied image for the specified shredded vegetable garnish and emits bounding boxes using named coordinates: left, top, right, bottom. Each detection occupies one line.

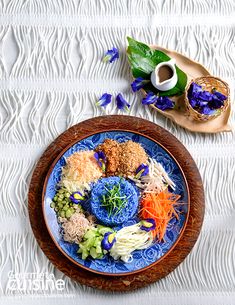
left=139, top=190, right=180, bottom=241
left=110, top=223, right=153, bottom=262
left=61, top=150, right=102, bottom=193
left=130, top=158, right=175, bottom=194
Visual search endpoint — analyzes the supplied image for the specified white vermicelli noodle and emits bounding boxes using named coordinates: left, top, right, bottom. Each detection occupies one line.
left=110, top=223, right=153, bottom=262
left=59, top=208, right=94, bottom=244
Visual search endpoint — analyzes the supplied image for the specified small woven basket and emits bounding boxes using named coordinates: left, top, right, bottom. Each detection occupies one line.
left=185, top=76, right=230, bottom=122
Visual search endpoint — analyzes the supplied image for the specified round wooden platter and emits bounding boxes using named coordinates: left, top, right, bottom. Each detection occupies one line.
left=28, top=115, right=205, bottom=291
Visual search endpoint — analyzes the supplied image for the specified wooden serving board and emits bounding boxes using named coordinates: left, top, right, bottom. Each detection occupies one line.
left=147, top=46, right=232, bottom=133
left=28, top=115, right=205, bottom=291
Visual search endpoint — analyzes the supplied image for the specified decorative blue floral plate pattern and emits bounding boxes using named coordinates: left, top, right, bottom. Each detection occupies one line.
left=43, top=131, right=189, bottom=275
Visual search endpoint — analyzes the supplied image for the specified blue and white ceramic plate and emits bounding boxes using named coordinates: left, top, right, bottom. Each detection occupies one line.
left=43, top=131, right=189, bottom=275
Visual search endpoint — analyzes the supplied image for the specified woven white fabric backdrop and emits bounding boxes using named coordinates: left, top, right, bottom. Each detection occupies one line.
left=0, top=0, right=235, bottom=304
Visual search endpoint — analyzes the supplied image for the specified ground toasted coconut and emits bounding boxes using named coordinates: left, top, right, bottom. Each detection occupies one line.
left=96, top=139, right=148, bottom=177
left=118, top=141, right=148, bottom=176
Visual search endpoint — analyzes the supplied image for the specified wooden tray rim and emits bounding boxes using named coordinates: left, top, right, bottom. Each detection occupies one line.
left=28, top=115, right=205, bottom=291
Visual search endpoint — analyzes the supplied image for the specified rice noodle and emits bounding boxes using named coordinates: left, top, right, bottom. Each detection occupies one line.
left=110, top=223, right=153, bottom=262
left=59, top=207, right=94, bottom=244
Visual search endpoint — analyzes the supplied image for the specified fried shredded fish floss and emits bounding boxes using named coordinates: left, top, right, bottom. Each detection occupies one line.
left=61, top=150, right=103, bottom=192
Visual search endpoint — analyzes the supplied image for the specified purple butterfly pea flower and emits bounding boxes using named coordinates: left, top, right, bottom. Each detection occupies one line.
left=94, top=151, right=106, bottom=172
left=131, top=77, right=150, bottom=92
left=188, top=82, right=227, bottom=114
left=155, top=96, right=175, bottom=111
left=210, top=94, right=225, bottom=109
left=213, top=90, right=227, bottom=101
left=191, top=82, right=203, bottom=92
left=200, top=105, right=216, bottom=115
left=101, top=232, right=116, bottom=250
left=70, top=191, right=85, bottom=204
left=197, top=100, right=209, bottom=107
left=116, top=93, right=130, bottom=112
left=140, top=219, right=156, bottom=232
left=188, top=82, right=203, bottom=99
left=189, top=98, right=198, bottom=108
left=96, top=93, right=112, bottom=107
left=103, top=47, right=119, bottom=63
left=197, top=91, right=213, bottom=102
left=142, top=92, right=158, bottom=105
left=135, top=163, right=149, bottom=179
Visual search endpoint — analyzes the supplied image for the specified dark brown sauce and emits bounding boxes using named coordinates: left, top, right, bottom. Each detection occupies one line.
left=158, top=65, right=173, bottom=83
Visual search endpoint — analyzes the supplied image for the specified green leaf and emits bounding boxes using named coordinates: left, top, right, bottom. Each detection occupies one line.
left=127, top=37, right=187, bottom=96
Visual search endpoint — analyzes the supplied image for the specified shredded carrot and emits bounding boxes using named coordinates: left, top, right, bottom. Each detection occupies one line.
left=139, top=190, right=180, bottom=241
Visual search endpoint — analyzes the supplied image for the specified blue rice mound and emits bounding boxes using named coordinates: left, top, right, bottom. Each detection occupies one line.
left=91, top=177, right=139, bottom=226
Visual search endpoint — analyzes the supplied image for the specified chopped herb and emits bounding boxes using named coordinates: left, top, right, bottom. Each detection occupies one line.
left=101, top=182, right=129, bottom=217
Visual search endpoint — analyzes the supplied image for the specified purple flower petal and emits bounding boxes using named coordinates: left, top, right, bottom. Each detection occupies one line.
left=197, top=100, right=209, bottom=107
left=70, top=192, right=85, bottom=204
left=96, top=93, right=112, bottom=107
left=213, top=90, right=227, bottom=101
left=142, top=92, right=158, bottom=105
left=209, top=95, right=224, bottom=109
left=116, top=93, right=130, bottom=112
left=189, top=98, right=198, bottom=108
left=94, top=151, right=106, bottom=171
left=197, top=91, right=213, bottom=102
left=155, top=96, right=175, bottom=111
left=188, top=82, right=202, bottom=99
left=103, top=47, right=119, bottom=63
left=101, top=232, right=116, bottom=250
left=200, top=105, right=216, bottom=115
left=99, top=151, right=106, bottom=160
left=131, top=77, right=149, bottom=92
left=135, top=164, right=149, bottom=178
left=191, top=82, right=203, bottom=92
left=94, top=151, right=106, bottom=161
left=94, top=152, right=99, bottom=161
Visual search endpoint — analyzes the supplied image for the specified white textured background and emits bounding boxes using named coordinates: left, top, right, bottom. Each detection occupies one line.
left=0, top=0, right=235, bottom=304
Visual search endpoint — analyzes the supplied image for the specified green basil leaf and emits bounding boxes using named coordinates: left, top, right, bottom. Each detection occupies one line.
left=127, top=37, right=187, bottom=96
